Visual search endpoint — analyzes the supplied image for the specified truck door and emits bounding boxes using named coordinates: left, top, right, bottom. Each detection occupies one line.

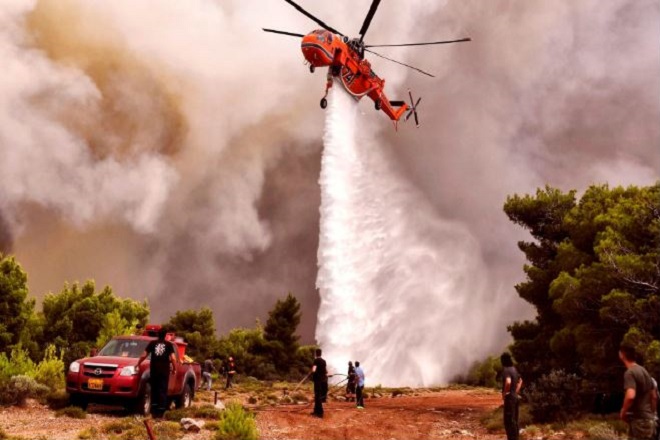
left=168, top=345, right=186, bottom=395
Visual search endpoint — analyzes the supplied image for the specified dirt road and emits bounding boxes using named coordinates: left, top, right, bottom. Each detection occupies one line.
left=255, top=389, right=502, bottom=440
left=0, top=388, right=501, bottom=439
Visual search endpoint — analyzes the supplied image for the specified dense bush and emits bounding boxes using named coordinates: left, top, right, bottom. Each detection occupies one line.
left=41, top=280, right=149, bottom=367
left=55, top=406, right=87, bottom=419
left=215, top=402, right=258, bottom=440
left=505, top=184, right=660, bottom=387
left=45, top=390, right=70, bottom=410
left=33, top=345, right=64, bottom=391
left=525, top=369, right=582, bottom=423
left=463, top=356, right=502, bottom=388
left=0, top=254, right=36, bottom=357
left=166, top=307, right=217, bottom=361
left=0, top=375, right=49, bottom=406
left=587, top=423, right=624, bottom=440
left=0, top=347, right=35, bottom=379
left=263, top=294, right=301, bottom=374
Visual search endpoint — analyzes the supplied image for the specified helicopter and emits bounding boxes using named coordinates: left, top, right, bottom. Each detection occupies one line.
left=263, top=0, right=470, bottom=127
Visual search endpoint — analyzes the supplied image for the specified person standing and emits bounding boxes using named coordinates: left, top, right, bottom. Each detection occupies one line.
left=619, top=345, right=658, bottom=440
left=202, top=358, right=215, bottom=391
left=311, top=348, right=328, bottom=418
left=225, top=356, right=236, bottom=389
left=346, top=361, right=357, bottom=402
left=136, top=328, right=177, bottom=418
left=501, top=352, right=523, bottom=440
left=355, top=361, right=365, bottom=409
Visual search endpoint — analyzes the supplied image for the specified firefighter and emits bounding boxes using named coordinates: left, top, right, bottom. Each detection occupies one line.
left=311, top=348, right=328, bottom=418
left=136, top=328, right=177, bottom=418
left=346, top=361, right=357, bottom=402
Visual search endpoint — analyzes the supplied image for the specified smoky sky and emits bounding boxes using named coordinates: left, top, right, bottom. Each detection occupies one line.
left=1, top=0, right=658, bottom=343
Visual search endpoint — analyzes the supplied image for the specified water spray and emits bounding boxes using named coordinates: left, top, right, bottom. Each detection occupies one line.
left=315, top=85, right=497, bottom=386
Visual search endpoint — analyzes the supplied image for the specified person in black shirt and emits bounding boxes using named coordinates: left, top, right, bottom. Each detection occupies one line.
left=137, top=328, right=177, bottom=418
left=311, top=348, right=328, bottom=418
left=346, top=361, right=356, bottom=402
left=501, top=352, right=523, bottom=440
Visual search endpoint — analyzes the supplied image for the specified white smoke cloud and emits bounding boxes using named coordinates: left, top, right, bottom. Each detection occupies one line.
left=0, top=0, right=657, bottom=383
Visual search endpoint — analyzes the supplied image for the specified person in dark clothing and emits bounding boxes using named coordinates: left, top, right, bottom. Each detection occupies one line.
left=225, top=356, right=236, bottom=389
left=136, top=328, right=177, bottom=418
left=619, top=345, right=658, bottom=440
left=311, top=348, right=328, bottom=418
left=346, top=361, right=356, bottom=402
left=202, top=358, right=215, bottom=391
left=354, top=361, right=365, bottom=409
left=501, top=352, right=523, bottom=440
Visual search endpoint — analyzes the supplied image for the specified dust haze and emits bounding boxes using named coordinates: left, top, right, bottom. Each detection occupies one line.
left=0, top=0, right=658, bottom=365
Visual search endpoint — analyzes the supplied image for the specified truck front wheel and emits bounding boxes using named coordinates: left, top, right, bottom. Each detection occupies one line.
left=175, top=383, right=193, bottom=409
left=133, top=383, right=151, bottom=416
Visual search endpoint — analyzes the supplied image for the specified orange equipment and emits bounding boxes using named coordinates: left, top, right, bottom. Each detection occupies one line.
left=264, top=0, right=470, bottom=128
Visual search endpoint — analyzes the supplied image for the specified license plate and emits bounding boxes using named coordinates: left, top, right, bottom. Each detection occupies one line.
left=88, top=378, right=104, bottom=390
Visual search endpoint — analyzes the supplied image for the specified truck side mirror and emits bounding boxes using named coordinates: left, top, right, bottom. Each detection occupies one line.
left=90, top=348, right=98, bottom=357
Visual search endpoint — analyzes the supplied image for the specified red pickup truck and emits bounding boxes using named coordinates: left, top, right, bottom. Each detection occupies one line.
left=66, top=325, right=202, bottom=415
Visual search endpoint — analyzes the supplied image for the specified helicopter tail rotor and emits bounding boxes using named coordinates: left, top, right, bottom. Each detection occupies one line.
left=405, top=90, right=421, bottom=127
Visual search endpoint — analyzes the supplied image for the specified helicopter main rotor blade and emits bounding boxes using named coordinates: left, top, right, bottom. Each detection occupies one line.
left=282, top=0, right=343, bottom=35
left=365, top=48, right=435, bottom=78
left=263, top=28, right=306, bottom=38
left=358, top=0, right=382, bottom=43
left=366, top=37, right=471, bottom=48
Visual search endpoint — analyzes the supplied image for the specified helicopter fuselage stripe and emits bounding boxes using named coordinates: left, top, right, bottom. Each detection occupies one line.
left=301, top=43, right=335, bottom=62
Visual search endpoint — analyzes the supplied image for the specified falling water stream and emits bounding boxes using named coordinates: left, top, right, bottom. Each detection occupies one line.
left=315, top=85, right=496, bottom=386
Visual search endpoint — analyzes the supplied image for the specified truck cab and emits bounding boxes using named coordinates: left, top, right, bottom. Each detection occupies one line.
left=66, top=325, right=201, bottom=415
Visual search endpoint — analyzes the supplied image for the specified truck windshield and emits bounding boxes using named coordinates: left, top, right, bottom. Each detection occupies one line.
left=98, top=339, right=150, bottom=358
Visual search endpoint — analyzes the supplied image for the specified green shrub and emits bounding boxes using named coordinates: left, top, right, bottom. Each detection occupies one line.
left=45, top=390, right=70, bottom=410
left=460, top=355, right=502, bottom=388
left=587, top=423, right=623, bottom=440
left=33, top=345, right=65, bottom=391
left=205, top=421, right=220, bottom=431
left=164, top=408, right=188, bottom=421
left=0, top=347, right=36, bottom=379
left=101, top=418, right=142, bottom=434
left=0, top=375, right=49, bottom=406
left=153, top=421, right=182, bottom=440
left=55, top=406, right=87, bottom=419
left=215, top=402, right=258, bottom=440
left=525, top=370, right=582, bottom=423
left=517, top=404, right=533, bottom=427
left=192, top=405, right=224, bottom=419
left=481, top=406, right=504, bottom=433
left=77, top=427, right=98, bottom=439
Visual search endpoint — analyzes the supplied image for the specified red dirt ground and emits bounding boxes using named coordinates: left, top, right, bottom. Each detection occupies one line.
left=255, top=389, right=502, bottom=440
left=0, top=389, right=503, bottom=439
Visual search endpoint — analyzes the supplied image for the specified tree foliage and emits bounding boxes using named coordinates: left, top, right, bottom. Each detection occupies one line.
left=166, top=307, right=217, bottom=360
left=216, top=324, right=274, bottom=379
left=505, top=183, right=660, bottom=387
left=41, top=280, right=149, bottom=366
left=263, top=293, right=302, bottom=374
left=0, top=255, right=36, bottom=356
